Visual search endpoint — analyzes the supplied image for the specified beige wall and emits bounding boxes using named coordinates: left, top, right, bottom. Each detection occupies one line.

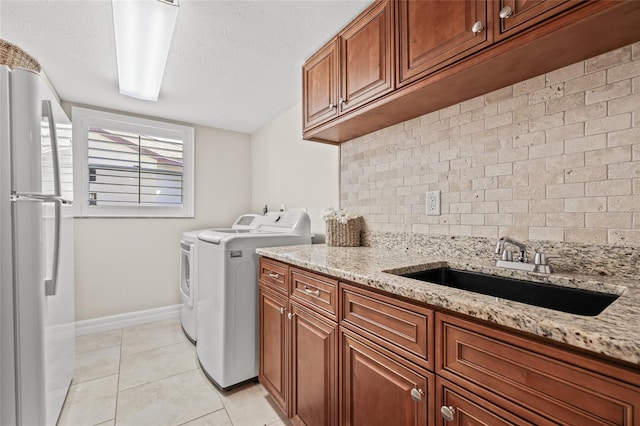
left=251, top=103, right=340, bottom=237
left=341, top=43, right=640, bottom=246
left=64, top=107, right=252, bottom=320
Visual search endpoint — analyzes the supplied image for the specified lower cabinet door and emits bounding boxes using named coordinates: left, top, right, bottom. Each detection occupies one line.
left=341, top=329, right=434, bottom=426
left=435, top=377, right=549, bottom=426
left=259, top=286, right=289, bottom=415
left=290, top=302, right=338, bottom=426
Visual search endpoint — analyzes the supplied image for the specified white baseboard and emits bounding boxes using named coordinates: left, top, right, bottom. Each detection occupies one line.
left=75, top=304, right=182, bottom=336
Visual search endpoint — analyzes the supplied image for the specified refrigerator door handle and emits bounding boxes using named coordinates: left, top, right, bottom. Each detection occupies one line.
left=45, top=198, right=62, bottom=296
left=42, top=99, right=61, bottom=197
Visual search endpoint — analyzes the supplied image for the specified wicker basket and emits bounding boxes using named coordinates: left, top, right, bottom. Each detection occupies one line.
left=0, top=39, right=41, bottom=72
left=326, top=218, right=361, bottom=247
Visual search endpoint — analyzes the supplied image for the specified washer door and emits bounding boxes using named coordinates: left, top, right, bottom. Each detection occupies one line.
left=179, top=240, right=194, bottom=306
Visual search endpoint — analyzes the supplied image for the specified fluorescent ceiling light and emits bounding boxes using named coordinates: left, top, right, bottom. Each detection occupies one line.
left=112, top=0, right=179, bottom=101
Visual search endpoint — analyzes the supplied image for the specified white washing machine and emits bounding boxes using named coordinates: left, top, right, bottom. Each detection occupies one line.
left=196, top=211, right=311, bottom=390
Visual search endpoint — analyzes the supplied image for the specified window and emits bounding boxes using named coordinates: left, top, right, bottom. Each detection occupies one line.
left=72, top=107, right=194, bottom=217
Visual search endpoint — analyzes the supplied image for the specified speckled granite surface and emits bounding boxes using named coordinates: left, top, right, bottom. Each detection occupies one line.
left=362, top=231, right=640, bottom=279
left=256, top=244, right=640, bottom=366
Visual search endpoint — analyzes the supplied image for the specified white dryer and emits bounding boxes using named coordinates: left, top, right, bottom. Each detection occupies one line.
left=179, top=229, right=205, bottom=342
left=196, top=211, right=311, bottom=390
left=180, top=216, right=263, bottom=342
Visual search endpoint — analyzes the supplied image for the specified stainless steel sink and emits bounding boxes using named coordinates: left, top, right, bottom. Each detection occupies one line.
left=398, top=267, right=619, bottom=316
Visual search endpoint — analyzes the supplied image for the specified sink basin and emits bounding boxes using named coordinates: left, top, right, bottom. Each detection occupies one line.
left=399, top=267, right=619, bottom=316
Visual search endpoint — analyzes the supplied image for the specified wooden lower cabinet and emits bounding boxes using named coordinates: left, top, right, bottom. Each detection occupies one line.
left=437, top=313, right=640, bottom=425
left=289, top=302, right=338, bottom=426
left=259, top=258, right=640, bottom=426
left=341, top=328, right=434, bottom=426
left=436, top=376, right=550, bottom=426
left=258, top=285, right=289, bottom=415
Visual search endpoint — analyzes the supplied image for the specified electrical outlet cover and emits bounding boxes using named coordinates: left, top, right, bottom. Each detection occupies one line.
left=426, top=191, right=440, bottom=216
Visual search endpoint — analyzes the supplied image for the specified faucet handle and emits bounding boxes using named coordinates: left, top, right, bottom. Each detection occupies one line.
left=534, top=252, right=560, bottom=265
left=534, top=252, right=560, bottom=273
left=501, top=250, right=513, bottom=261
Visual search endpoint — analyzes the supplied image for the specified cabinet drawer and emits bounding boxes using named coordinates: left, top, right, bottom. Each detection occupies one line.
left=290, top=268, right=338, bottom=321
left=437, top=314, right=640, bottom=425
left=341, top=283, right=434, bottom=370
left=436, top=376, right=552, bottom=426
left=259, top=258, right=288, bottom=294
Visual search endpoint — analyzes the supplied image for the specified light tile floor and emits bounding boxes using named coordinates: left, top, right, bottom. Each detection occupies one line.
left=58, top=320, right=289, bottom=426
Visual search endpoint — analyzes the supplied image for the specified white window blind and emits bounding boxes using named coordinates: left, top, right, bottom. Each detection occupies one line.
left=72, top=107, right=194, bottom=217
left=87, top=127, right=184, bottom=207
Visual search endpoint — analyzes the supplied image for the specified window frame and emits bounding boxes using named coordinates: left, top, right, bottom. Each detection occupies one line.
left=72, top=106, right=195, bottom=218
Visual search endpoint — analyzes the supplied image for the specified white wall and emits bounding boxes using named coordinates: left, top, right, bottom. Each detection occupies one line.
left=251, top=103, right=340, bottom=237
left=68, top=101, right=338, bottom=321
left=64, top=104, right=252, bottom=320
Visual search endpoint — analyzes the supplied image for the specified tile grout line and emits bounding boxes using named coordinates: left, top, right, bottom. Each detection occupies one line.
left=117, top=366, right=202, bottom=393
left=118, top=339, right=192, bottom=360
left=112, top=327, right=124, bottom=426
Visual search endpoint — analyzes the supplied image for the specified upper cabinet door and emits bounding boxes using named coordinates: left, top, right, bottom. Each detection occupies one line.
left=302, top=38, right=339, bottom=132
left=495, top=0, right=584, bottom=40
left=397, top=0, right=492, bottom=87
left=339, top=0, right=394, bottom=114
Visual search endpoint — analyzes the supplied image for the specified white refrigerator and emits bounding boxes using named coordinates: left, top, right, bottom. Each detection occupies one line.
left=0, top=65, right=75, bottom=426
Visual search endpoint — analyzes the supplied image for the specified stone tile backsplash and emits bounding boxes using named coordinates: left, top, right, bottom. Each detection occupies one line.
left=340, top=43, right=640, bottom=259
left=340, top=43, right=640, bottom=276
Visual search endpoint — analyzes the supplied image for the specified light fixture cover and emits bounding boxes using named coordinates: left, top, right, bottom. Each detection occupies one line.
left=112, top=0, right=179, bottom=101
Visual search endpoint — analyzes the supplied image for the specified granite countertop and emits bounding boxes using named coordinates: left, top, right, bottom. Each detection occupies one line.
left=256, top=244, right=640, bottom=366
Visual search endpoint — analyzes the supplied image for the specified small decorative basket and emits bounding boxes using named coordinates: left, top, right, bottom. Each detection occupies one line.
left=326, top=217, right=361, bottom=247
left=0, top=39, right=41, bottom=72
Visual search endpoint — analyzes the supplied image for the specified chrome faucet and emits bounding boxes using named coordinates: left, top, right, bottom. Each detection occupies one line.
left=495, top=237, right=528, bottom=263
left=494, top=237, right=555, bottom=274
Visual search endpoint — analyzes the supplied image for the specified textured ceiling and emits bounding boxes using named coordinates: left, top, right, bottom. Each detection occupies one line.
left=0, top=0, right=370, bottom=133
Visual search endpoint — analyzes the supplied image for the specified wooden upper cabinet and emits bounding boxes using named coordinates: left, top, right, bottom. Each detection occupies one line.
left=302, top=38, right=339, bottom=131
left=397, top=0, right=492, bottom=87
left=339, top=0, right=394, bottom=114
left=495, top=0, right=585, bottom=40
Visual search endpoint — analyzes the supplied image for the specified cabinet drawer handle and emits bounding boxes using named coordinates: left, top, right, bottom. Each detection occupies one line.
left=303, top=285, right=320, bottom=297
left=471, top=21, right=484, bottom=34
left=267, top=272, right=280, bottom=279
left=287, top=312, right=295, bottom=320
left=440, top=406, right=456, bottom=422
left=499, top=5, right=513, bottom=19
left=329, top=102, right=335, bottom=109
left=410, top=387, right=424, bottom=402
left=280, top=307, right=286, bottom=315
